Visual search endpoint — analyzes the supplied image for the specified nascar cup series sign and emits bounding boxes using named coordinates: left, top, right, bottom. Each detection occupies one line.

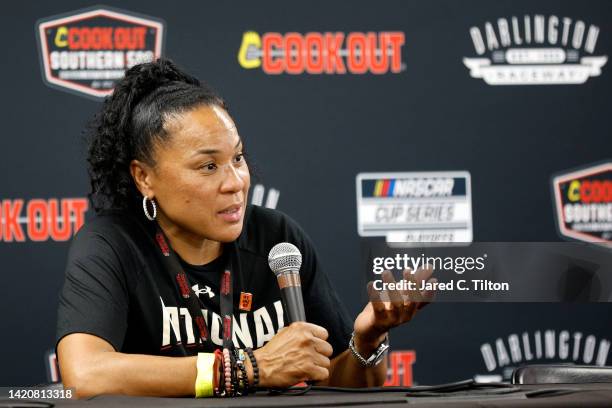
left=36, top=6, right=165, bottom=99
left=552, top=161, right=612, bottom=244
left=356, top=172, right=473, bottom=244
left=463, top=14, right=607, bottom=85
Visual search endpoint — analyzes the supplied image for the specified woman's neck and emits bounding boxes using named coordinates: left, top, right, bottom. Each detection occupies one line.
left=156, top=214, right=222, bottom=266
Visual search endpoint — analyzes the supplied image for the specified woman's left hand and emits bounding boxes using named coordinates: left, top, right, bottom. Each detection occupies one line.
left=353, top=267, right=436, bottom=347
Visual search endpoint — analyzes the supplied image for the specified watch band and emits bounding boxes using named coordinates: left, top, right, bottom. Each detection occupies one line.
left=349, top=332, right=390, bottom=367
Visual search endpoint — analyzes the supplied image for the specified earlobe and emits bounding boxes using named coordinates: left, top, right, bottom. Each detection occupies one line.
left=130, top=159, right=154, bottom=198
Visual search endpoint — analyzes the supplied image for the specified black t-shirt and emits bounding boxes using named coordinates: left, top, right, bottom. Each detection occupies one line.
left=56, top=205, right=353, bottom=358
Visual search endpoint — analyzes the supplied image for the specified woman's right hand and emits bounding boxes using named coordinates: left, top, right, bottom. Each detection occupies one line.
left=251, top=321, right=333, bottom=388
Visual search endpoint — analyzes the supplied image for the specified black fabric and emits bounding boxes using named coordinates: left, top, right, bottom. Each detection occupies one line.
left=56, top=205, right=353, bottom=358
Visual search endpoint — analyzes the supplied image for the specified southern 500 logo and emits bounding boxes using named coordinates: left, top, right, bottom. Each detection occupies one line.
left=237, top=31, right=405, bottom=75
left=552, top=161, right=611, bottom=244
left=463, top=14, right=607, bottom=85
left=36, top=6, right=165, bottom=99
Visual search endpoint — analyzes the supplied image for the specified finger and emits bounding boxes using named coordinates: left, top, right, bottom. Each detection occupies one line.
left=382, top=270, right=404, bottom=309
left=417, top=278, right=437, bottom=308
left=399, top=267, right=413, bottom=298
left=402, top=268, right=423, bottom=303
left=419, top=277, right=437, bottom=298
left=307, top=365, right=329, bottom=382
left=415, top=265, right=434, bottom=286
left=401, top=300, right=419, bottom=323
left=312, top=337, right=334, bottom=357
left=405, top=277, right=437, bottom=312
left=301, top=322, right=329, bottom=340
left=367, top=281, right=386, bottom=313
left=311, top=352, right=331, bottom=369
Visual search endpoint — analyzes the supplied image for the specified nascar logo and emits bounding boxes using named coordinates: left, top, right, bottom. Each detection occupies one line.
left=237, top=31, right=405, bottom=75
left=371, top=178, right=455, bottom=198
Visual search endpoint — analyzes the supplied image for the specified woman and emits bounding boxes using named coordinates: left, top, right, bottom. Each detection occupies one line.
left=56, top=59, right=433, bottom=398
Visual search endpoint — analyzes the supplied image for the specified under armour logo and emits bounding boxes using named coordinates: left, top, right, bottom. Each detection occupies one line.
left=192, top=284, right=215, bottom=299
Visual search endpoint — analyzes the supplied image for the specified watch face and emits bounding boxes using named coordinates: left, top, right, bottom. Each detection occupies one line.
left=349, top=333, right=390, bottom=366
left=373, top=343, right=390, bottom=365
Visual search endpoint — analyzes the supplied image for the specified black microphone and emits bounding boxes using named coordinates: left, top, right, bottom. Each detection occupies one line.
left=268, top=243, right=306, bottom=323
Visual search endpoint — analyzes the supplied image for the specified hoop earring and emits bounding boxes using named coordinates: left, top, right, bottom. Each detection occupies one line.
left=143, top=196, right=157, bottom=221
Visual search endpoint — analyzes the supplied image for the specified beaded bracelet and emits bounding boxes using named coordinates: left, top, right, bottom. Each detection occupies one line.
left=223, top=348, right=232, bottom=396
left=245, top=347, right=259, bottom=392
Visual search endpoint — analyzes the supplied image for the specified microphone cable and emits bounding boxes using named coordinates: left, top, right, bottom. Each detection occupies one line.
left=262, top=379, right=523, bottom=396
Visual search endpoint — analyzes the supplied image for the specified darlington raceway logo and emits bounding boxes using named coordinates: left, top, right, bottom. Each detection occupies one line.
left=0, top=198, right=88, bottom=242
left=552, top=161, right=611, bottom=244
left=237, top=31, right=405, bottom=75
left=356, top=172, right=473, bottom=244
left=463, top=15, right=607, bottom=85
left=36, top=6, right=165, bottom=99
left=477, top=330, right=610, bottom=381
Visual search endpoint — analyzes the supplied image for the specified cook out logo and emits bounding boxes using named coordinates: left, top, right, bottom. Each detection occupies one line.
left=463, top=15, right=607, bottom=85
left=0, top=198, right=88, bottom=242
left=384, top=350, right=416, bottom=387
left=237, top=31, right=405, bottom=75
left=552, top=161, right=611, bottom=244
left=250, top=184, right=280, bottom=209
left=36, top=6, right=165, bottom=99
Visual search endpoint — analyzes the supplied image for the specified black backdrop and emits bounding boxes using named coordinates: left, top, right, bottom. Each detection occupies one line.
left=0, top=0, right=611, bottom=386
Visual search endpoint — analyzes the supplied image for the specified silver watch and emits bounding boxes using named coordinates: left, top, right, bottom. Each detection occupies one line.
left=349, top=332, right=390, bottom=367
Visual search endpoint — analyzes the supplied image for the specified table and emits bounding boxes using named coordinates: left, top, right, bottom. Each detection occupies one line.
left=2, top=383, right=612, bottom=407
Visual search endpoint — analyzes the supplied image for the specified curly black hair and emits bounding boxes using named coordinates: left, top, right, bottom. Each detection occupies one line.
left=86, top=58, right=227, bottom=216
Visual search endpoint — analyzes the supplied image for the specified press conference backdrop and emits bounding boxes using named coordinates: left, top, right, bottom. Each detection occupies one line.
left=1, top=0, right=611, bottom=386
